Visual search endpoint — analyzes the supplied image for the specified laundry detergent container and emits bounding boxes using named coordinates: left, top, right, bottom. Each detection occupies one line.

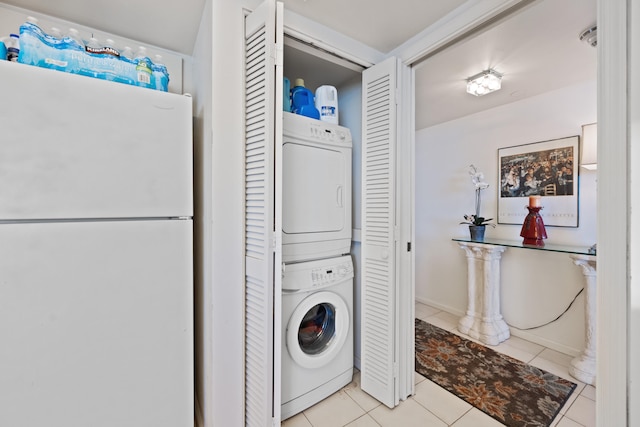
left=315, top=85, right=338, bottom=124
left=283, top=77, right=291, bottom=112
left=290, top=78, right=319, bottom=119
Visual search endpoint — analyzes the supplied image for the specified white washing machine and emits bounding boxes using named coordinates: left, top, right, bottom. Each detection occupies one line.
left=281, top=255, right=354, bottom=420
left=282, top=111, right=352, bottom=263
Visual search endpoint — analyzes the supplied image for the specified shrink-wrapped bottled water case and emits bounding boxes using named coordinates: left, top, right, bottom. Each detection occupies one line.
left=17, top=21, right=169, bottom=91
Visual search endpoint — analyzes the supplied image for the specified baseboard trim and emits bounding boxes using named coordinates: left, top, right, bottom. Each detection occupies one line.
left=415, top=296, right=581, bottom=357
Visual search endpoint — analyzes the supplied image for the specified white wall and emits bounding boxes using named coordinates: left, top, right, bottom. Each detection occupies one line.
left=190, top=0, right=213, bottom=425
left=415, top=80, right=597, bottom=354
left=195, top=0, right=257, bottom=426
left=631, top=1, right=640, bottom=424
left=337, top=76, right=363, bottom=367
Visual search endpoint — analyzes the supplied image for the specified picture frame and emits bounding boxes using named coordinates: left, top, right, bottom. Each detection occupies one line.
left=498, top=136, right=579, bottom=227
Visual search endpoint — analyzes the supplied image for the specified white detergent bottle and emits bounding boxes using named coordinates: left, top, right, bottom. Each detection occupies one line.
left=315, top=85, right=339, bottom=124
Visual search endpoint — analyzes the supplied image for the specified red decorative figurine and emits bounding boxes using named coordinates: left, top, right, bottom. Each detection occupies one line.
left=520, top=196, right=547, bottom=246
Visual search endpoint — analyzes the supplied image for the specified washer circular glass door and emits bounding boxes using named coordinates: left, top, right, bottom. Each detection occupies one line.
left=287, top=290, right=349, bottom=369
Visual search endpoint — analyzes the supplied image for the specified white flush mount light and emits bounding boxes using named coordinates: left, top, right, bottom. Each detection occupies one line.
left=466, top=69, right=503, bottom=97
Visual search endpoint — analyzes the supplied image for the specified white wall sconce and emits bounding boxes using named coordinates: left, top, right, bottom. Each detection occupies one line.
left=581, top=123, right=597, bottom=170
left=466, top=69, right=503, bottom=96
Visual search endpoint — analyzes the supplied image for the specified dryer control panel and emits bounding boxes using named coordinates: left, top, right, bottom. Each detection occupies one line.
left=309, top=124, right=350, bottom=144
left=283, top=111, right=352, bottom=147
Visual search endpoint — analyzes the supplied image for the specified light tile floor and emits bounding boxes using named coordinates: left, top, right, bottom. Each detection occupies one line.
left=282, top=302, right=595, bottom=427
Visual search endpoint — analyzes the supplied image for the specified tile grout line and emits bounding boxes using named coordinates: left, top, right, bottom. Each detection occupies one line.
left=296, top=303, right=594, bottom=427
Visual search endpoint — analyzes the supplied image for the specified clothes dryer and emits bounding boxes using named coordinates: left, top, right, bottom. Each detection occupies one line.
left=282, top=111, right=352, bottom=262
left=281, top=255, right=354, bottom=420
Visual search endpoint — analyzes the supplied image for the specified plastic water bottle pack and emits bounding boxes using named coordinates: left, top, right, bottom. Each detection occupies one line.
left=10, top=18, right=169, bottom=91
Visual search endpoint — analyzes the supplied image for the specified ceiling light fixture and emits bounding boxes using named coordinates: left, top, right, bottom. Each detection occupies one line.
left=466, top=69, right=503, bottom=97
left=579, top=25, right=597, bottom=47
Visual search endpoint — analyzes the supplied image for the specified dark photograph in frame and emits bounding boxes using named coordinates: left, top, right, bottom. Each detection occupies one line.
left=498, top=136, right=579, bottom=227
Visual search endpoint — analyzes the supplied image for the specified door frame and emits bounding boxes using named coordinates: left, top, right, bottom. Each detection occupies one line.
left=597, top=0, right=631, bottom=425
left=393, top=0, right=632, bottom=424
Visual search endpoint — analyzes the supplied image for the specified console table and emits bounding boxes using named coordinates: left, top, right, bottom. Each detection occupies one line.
left=452, top=238, right=596, bottom=385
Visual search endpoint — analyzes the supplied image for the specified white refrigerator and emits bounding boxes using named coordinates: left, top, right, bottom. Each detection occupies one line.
left=0, top=61, right=194, bottom=427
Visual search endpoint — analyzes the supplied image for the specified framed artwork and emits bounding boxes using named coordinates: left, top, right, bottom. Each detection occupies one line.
left=498, top=136, right=579, bottom=227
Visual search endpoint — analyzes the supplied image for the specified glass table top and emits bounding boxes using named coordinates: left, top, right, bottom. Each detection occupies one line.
left=452, top=237, right=596, bottom=256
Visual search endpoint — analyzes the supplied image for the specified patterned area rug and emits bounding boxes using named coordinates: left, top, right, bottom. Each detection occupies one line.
left=415, top=319, right=577, bottom=427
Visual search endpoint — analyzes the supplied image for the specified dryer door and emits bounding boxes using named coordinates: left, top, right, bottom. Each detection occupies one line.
left=286, top=291, right=349, bottom=369
left=282, top=142, right=348, bottom=234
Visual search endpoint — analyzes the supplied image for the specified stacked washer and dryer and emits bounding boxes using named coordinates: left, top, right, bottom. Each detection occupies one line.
left=281, top=111, right=354, bottom=420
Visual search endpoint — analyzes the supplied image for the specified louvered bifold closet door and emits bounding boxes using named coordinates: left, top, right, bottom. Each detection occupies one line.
left=360, top=56, right=399, bottom=409
left=244, top=1, right=283, bottom=425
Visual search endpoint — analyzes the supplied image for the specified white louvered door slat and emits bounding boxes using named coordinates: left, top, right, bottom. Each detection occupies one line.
left=244, top=1, right=282, bottom=426
left=360, top=56, right=399, bottom=409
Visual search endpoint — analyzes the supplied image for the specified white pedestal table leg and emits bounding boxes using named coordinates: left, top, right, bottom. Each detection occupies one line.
left=569, top=254, right=597, bottom=385
left=457, top=242, right=510, bottom=346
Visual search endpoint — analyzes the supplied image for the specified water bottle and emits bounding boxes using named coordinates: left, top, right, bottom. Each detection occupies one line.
left=153, top=54, right=164, bottom=68
left=121, top=46, right=134, bottom=60
left=49, top=27, right=63, bottom=39
left=0, top=41, right=6, bottom=61
left=153, top=55, right=169, bottom=91
left=98, top=39, right=118, bottom=59
left=135, top=46, right=148, bottom=59
left=6, top=34, right=19, bottom=62
left=134, top=46, right=153, bottom=87
left=85, top=36, right=101, bottom=53
left=67, top=28, right=84, bottom=49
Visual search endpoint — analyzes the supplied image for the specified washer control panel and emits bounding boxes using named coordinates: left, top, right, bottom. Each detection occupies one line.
left=310, top=260, right=353, bottom=288
left=282, top=255, right=354, bottom=292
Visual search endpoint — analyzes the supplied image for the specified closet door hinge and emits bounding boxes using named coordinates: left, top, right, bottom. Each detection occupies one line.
left=274, top=43, right=283, bottom=66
